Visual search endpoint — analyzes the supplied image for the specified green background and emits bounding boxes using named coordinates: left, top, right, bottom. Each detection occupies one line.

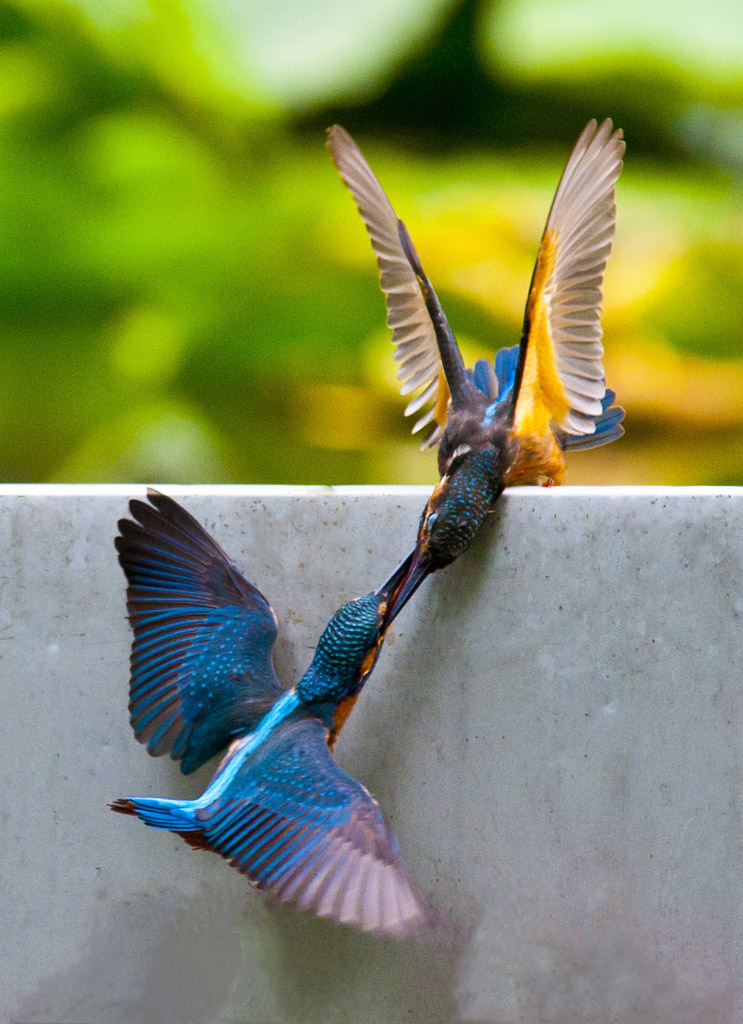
left=3, top=0, right=742, bottom=486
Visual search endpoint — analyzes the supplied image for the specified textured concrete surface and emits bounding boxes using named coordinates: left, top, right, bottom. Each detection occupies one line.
left=2, top=485, right=742, bottom=1024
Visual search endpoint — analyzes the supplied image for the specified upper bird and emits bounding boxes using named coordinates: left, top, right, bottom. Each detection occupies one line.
left=111, top=490, right=426, bottom=936
left=327, top=120, right=626, bottom=609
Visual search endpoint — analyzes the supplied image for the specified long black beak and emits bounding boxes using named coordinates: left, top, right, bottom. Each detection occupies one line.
left=375, top=549, right=414, bottom=602
left=377, top=548, right=432, bottom=632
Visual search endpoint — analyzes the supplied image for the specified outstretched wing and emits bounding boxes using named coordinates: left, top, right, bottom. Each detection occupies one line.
left=196, top=715, right=429, bottom=936
left=327, top=125, right=452, bottom=448
left=511, top=119, right=625, bottom=438
left=115, top=490, right=284, bottom=774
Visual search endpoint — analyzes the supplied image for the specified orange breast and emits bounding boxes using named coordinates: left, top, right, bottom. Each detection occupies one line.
left=504, top=430, right=566, bottom=487
left=328, top=637, right=383, bottom=750
left=328, top=693, right=360, bottom=751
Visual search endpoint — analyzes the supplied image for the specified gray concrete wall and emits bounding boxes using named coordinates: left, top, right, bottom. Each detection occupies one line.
left=2, top=485, right=742, bottom=1024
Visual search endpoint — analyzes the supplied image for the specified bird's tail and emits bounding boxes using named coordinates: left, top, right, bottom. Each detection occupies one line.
left=562, top=388, right=625, bottom=451
left=470, top=345, right=625, bottom=450
left=110, top=795, right=199, bottom=833
left=467, top=346, right=520, bottom=403
left=493, top=344, right=520, bottom=398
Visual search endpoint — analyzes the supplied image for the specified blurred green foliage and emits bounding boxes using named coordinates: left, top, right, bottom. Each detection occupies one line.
left=2, top=0, right=742, bottom=485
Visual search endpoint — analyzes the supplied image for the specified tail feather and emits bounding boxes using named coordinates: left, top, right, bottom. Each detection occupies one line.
left=488, top=345, right=623, bottom=448
left=466, top=347, right=518, bottom=402
left=493, top=344, right=520, bottom=398
left=471, top=358, right=497, bottom=400
left=562, top=387, right=625, bottom=451
left=109, top=795, right=199, bottom=832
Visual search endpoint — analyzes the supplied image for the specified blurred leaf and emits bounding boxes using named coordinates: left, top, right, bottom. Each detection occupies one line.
left=53, top=400, right=237, bottom=482
left=0, top=41, right=52, bottom=114
left=195, top=0, right=454, bottom=107
left=1, top=0, right=742, bottom=488
left=110, top=304, right=185, bottom=384
left=673, top=104, right=743, bottom=171
left=643, top=244, right=743, bottom=360
left=43, top=0, right=454, bottom=108
left=483, top=0, right=743, bottom=90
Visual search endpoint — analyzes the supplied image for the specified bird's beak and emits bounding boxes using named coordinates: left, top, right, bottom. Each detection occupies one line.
left=374, top=550, right=414, bottom=603
left=377, top=548, right=432, bottom=632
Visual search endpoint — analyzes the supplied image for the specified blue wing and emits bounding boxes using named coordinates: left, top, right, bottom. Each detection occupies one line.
left=192, top=715, right=427, bottom=935
left=115, top=490, right=284, bottom=774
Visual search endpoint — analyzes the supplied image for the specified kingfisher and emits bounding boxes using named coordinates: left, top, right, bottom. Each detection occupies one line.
left=110, top=490, right=427, bottom=936
left=328, top=120, right=626, bottom=612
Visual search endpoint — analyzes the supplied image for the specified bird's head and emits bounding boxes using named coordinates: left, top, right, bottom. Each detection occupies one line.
left=382, top=444, right=505, bottom=627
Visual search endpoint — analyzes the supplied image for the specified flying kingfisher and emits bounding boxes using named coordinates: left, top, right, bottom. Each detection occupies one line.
left=327, top=120, right=626, bottom=612
left=110, top=490, right=426, bottom=936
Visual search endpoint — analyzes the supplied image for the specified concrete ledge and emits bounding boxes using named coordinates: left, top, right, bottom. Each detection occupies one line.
left=3, top=486, right=742, bottom=1023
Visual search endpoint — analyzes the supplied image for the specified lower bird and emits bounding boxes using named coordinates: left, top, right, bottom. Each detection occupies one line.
left=328, top=120, right=626, bottom=616
left=110, top=490, right=427, bottom=936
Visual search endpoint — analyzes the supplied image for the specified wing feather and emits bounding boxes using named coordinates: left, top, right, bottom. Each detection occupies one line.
left=327, top=125, right=446, bottom=447
left=514, top=119, right=624, bottom=437
left=116, top=491, right=284, bottom=774
left=197, top=716, right=429, bottom=936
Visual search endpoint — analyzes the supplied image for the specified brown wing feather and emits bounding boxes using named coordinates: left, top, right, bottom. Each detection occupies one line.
left=327, top=125, right=446, bottom=447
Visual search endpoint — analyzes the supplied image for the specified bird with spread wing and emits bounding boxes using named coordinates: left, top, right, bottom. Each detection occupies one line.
left=327, top=120, right=626, bottom=611
left=110, top=490, right=427, bottom=936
